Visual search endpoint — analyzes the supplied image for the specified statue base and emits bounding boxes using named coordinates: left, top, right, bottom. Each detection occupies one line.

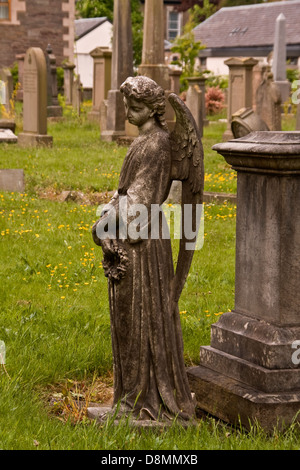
left=87, top=404, right=196, bottom=428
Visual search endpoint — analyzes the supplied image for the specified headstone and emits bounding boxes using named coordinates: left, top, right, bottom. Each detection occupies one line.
left=101, top=0, right=134, bottom=142
left=272, top=13, right=291, bottom=105
left=231, top=107, right=269, bottom=138
left=18, top=47, right=53, bottom=147
left=16, top=53, right=25, bottom=101
left=223, top=57, right=258, bottom=141
left=62, top=61, right=75, bottom=105
left=88, top=47, right=112, bottom=122
left=0, top=129, right=17, bottom=143
left=256, top=68, right=282, bottom=131
left=296, top=102, right=300, bottom=131
left=45, top=44, right=63, bottom=118
left=72, top=75, right=82, bottom=115
left=188, top=131, right=300, bottom=431
left=0, top=169, right=25, bottom=192
left=186, top=78, right=203, bottom=137
left=0, top=68, right=13, bottom=115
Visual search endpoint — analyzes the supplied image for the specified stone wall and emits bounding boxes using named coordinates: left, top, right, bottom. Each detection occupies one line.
left=0, top=0, right=74, bottom=68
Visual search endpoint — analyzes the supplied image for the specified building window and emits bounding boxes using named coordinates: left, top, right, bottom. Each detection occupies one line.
left=167, top=10, right=182, bottom=41
left=0, top=0, right=10, bottom=20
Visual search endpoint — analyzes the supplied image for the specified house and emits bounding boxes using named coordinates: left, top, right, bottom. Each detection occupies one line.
left=74, top=17, right=112, bottom=90
left=0, top=0, right=75, bottom=68
left=193, top=0, right=300, bottom=76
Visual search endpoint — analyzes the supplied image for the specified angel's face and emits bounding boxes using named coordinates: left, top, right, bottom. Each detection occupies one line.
left=123, top=96, right=154, bottom=128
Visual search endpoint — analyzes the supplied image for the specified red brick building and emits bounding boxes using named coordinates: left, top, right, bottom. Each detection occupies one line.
left=0, top=0, right=75, bottom=68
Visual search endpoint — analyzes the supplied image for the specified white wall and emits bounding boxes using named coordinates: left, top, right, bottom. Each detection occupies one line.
left=206, top=57, right=230, bottom=76
left=74, top=21, right=113, bottom=89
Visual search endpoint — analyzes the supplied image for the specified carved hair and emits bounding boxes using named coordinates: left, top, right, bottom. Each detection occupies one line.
left=120, top=76, right=168, bottom=131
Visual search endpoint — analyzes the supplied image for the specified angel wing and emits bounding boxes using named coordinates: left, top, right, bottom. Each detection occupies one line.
left=168, top=92, right=204, bottom=303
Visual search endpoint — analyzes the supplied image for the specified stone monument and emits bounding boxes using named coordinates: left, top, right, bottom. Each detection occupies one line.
left=256, top=68, right=282, bottom=131
left=45, top=44, right=63, bottom=118
left=138, top=0, right=170, bottom=90
left=63, top=61, right=75, bottom=105
left=188, top=131, right=300, bottom=431
left=88, top=47, right=112, bottom=122
left=72, top=74, right=82, bottom=115
left=223, top=57, right=258, bottom=141
left=138, top=0, right=175, bottom=131
left=16, top=53, right=25, bottom=101
left=186, top=78, right=203, bottom=137
left=101, top=0, right=133, bottom=142
left=272, top=13, right=291, bottom=105
left=18, top=47, right=53, bottom=148
left=0, top=169, right=25, bottom=192
left=0, top=68, right=13, bottom=116
left=296, top=102, right=300, bottom=131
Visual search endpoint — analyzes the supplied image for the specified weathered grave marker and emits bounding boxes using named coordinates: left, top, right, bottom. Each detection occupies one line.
left=18, top=47, right=53, bottom=147
left=223, top=57, right=258, bottom=141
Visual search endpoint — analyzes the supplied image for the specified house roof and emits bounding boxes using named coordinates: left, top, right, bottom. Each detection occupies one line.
left=75, top=17, right=111, bottom=40
left=194, top=1, right=300, bottom=57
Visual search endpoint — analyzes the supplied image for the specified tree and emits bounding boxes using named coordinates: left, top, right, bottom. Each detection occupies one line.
left=75, top=0, right=143, bottom=67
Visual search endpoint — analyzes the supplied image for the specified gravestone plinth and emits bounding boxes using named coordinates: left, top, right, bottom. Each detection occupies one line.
left=18, top=47, right=53, bottom=148
left=188, top=131, right=300, bottom=431
left=223, top=57, right=258, bottom=141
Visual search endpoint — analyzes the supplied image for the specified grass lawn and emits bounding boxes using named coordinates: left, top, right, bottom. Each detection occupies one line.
left=0, top=103, right=299, bottom=450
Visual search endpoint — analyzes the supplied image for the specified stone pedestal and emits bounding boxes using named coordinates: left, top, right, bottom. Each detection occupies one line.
left=188, top=131, right=300, bottom=431
left=137, top=0, right=175, bottom=130
left=223, top=58, right=258, bottom=141
left=88, top=47, right=112, bottom=123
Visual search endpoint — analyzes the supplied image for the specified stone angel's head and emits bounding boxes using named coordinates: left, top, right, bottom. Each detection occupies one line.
left=120, top=76, right=168, bottom=131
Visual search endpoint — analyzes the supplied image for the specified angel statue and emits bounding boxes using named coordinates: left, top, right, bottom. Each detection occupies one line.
left=92, top=75, right=204, bottom=424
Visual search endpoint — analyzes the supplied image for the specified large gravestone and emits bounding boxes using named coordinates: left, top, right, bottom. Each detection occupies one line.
left=63, top=61, right=75, bottom=105
left=188, top=131, right=300, bottom=431
left=186, top=78, right=203, bottom=137
left=88, top=47, right=112, bottom=123
left=138, top=0, right=175, bottom=131
left=45, top=44, right=63, bottom=118
left=101, top=0, right=133, bottom=142
left=18, top=47, right=53, bottom=147
left=0, top=68, right=13, bottom=115
left=223, top=57, right=258, bottom=141
left=0, top=169, right=25, bottom=192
